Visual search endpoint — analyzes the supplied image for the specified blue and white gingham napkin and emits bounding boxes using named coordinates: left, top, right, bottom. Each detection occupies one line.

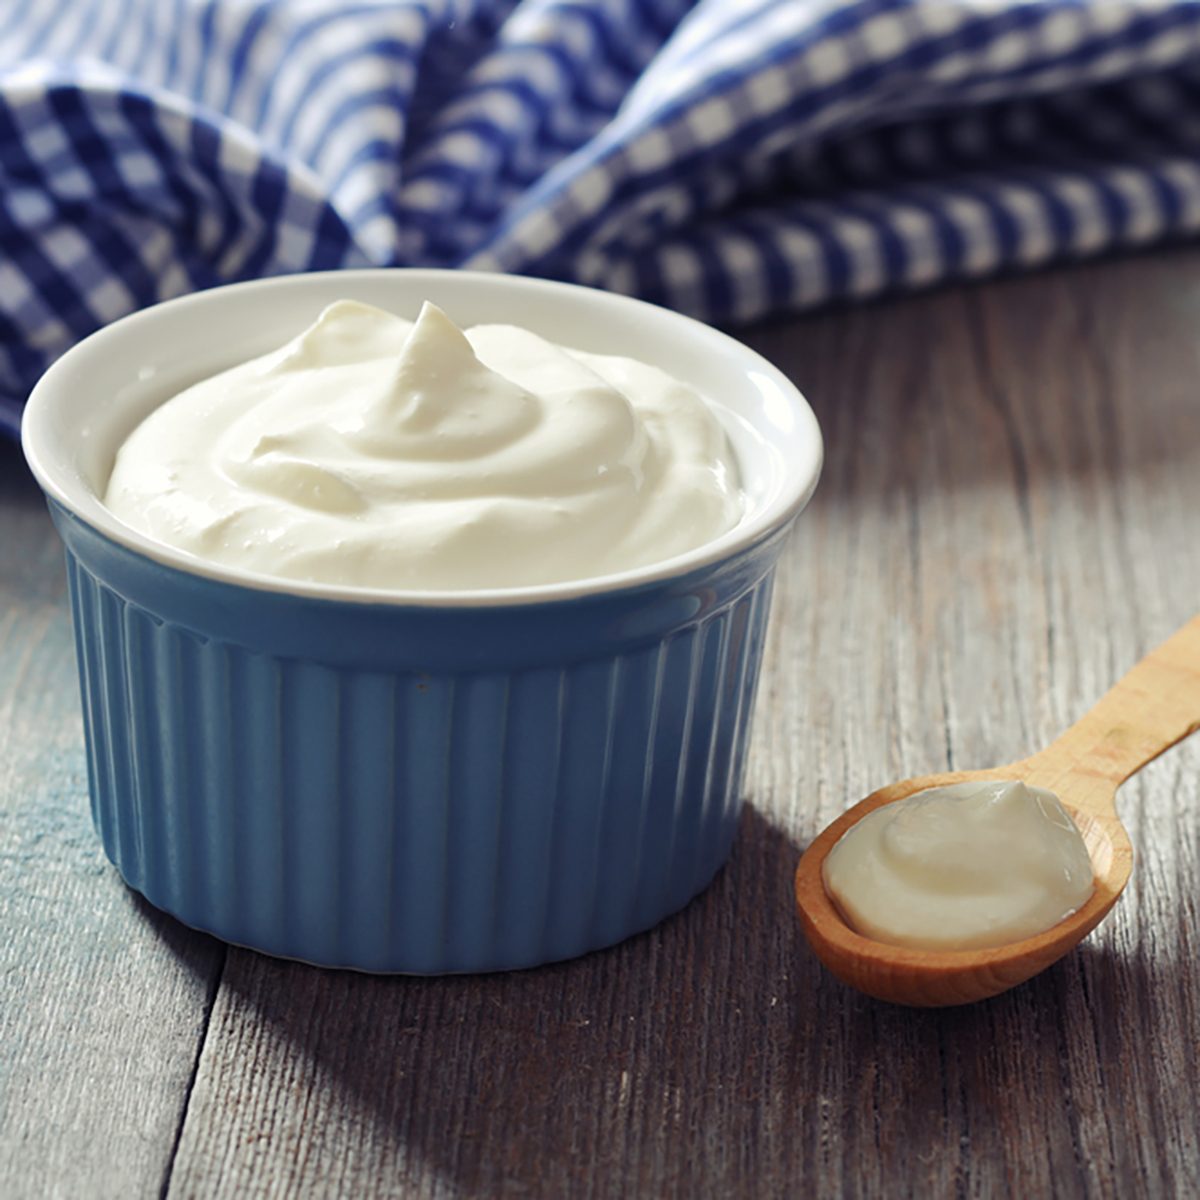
left=4, top=0, right=1200, bottom=436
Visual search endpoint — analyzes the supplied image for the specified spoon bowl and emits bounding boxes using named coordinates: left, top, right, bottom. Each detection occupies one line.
left=795, top=764, right=1132, bottom=1007
left=796, top=614, right=1200, bottom=1007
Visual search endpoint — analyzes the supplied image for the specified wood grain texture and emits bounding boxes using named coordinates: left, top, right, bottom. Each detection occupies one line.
left=3, top=249, right=1200, bottom=1198
left=0, top=443, right=226, bottom=1199
left=1050, top=612, right=1200, bottom=785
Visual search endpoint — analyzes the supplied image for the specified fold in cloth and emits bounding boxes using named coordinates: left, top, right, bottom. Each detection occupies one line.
left=4, top=0, right=1200, bottom=436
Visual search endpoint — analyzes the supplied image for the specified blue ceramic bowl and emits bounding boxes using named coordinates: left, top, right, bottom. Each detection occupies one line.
left=22, top=270, right=822, bottom=972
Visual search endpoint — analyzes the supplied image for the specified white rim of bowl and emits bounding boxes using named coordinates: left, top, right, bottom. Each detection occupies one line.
left=22, top=270, right=823, bottom=609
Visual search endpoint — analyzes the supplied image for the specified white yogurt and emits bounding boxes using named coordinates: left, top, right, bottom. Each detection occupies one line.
left=104, top=300, right=744, bottom=591
left=822, top=780, right=1095, bottom=951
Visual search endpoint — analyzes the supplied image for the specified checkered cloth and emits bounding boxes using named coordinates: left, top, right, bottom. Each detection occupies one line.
left=5, top=0, right=1200, bottom=437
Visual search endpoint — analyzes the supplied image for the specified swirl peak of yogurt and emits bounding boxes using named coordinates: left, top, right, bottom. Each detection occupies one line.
left=104, top=300, right=745, bottom=591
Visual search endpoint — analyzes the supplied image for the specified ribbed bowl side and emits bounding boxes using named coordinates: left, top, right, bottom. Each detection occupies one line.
left=65, top=552, right=776, bottom=973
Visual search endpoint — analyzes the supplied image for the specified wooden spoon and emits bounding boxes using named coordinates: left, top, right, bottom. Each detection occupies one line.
left=794, top=614, right=1200, bottom=1007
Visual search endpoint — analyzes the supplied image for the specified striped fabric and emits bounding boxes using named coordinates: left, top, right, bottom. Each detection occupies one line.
left=4, top=0, right=1200, bottom=436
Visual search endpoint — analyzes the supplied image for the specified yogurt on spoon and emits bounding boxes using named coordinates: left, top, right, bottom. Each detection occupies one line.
left=822, top=779, right=1095, bottom=951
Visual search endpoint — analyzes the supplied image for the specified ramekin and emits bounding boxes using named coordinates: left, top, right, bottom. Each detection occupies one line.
left=21, top=270, right=822, bottom=973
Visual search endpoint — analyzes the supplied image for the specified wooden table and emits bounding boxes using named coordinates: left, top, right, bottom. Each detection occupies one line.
left=2, top=251, right=1198, bottom=1198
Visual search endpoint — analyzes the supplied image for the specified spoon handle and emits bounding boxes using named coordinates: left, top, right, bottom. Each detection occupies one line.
left=1034, top=613, right=1200, bottom=794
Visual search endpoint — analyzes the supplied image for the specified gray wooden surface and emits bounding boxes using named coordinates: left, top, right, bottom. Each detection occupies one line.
left=2, top=251, right=1198, bottom=1198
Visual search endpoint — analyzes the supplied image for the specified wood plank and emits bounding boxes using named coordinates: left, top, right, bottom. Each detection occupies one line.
left=160, top=251, right=1200, bottom=1197
left=2, top=250, right=1198, bottom=1196
left=750, top=263, right=1200, bottom=1197
left=0, top=442, right=226, bottom=1200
